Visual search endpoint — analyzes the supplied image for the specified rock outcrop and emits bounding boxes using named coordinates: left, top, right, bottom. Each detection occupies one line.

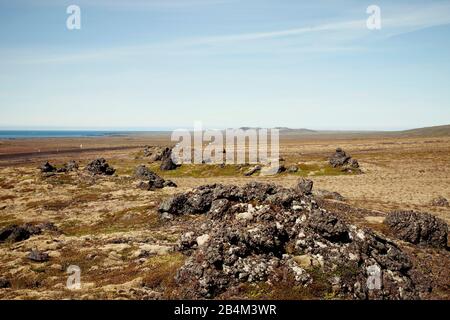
left=329, top=148, right=360, bottom=172
left=385, top=211, right=448, bottom=248
left=85, top=158, right=116, bottom=175
left=143, top=146, right=164, bottom=162
left=159, top=180, right=422, bottom=300
left=27, top=249, right=49, bottom=262
left=0, top=222, right=57, bottom=243
left=134, top=165, right=177, bottom=190
left=40, top=162, right=56, bottom=173
left=160, top=148, right=178, bottom=171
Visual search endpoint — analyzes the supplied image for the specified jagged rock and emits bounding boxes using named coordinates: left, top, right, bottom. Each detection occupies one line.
left=135, top=165, right=158, bottom=180
left=0, top=222, right=57, bottom=243
left=244, top=165, right=261, bottom=176
left=159, top=193, right=189, bottom=215
left=40, top=161, right=56, bottom=173
left=287, top=165, right=299, bottom=173
left=385, top=211, right=448, bottom=248
left=329, top=148, right=351, bottom=167
left=85, top=158, right=115, bottom=175
left=143, top=146, right=152, bottom=157
left=307, top=210, right=350, bottom=243
left=65, top=160, right=79, bottom=172
left=27, top=249, right=49, bottom=262
left=430, top=196, right=449, bottom=207
left=143, top=146, right=164, bottom=161
left=134, top=165, right=177, bottom=189
left=329, top=148, right=360, bottom=171
left=160, top=148, right=178, bottom=171
left=295, top=178, right=313, bottom=195
left=0, top=224, right=40, bottom=243
left=314, top=189, right=345, bottom=201
left=161, top=182, right=421, bottom=300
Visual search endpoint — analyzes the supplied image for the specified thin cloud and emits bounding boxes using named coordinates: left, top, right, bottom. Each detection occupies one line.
left=3, top=2, right=450, bottom=65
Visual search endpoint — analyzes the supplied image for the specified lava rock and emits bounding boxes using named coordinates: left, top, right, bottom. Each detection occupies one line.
left=40, top=162, right=56, bottom=173
left=385, top=211, right=448, bottom=248
left=329, top=148, right=351, bottom=167
left=27, top=249, right=49, bottom=262
left=295, top=178, right=313, bottom=195
left=0, top=224, right=40, bottom=243
left=160, top=148, right=178, bottom=171
left=165, top=182, right=420, bottom=300
left=307, top=210, right=350, bottom=243
left=329, top=148, right=360, bottom=169
left=65, top=160, right=79, bottom=172
left=85, top=158, right=115, bottom=175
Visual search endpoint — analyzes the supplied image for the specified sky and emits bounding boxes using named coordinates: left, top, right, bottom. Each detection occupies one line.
left=0, top=0, right=450, bottom=131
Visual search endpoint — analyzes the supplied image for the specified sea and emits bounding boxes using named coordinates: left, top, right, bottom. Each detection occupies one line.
left=0, top=130, right=136, bottom=139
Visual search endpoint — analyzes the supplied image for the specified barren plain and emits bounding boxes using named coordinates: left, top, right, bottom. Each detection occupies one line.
left=0, top=129, right=449, bottom=300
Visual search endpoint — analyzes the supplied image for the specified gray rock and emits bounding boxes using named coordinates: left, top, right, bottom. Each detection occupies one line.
left=169, top=182, right=420, bottom=300
left=295, top=178, right=313, bottom=195
left=0, top=224, right=41, bottom=243
left=85, top=158, right=115, bottom=175
left=28, top=249, right=49, bottom=262
left=385, top=211, right=448, bottom=248
left=160, top=148, right=178, bottom=171
left=329, top=148, right=351, bottom=167
left=40, top=162, right=56, bottom=173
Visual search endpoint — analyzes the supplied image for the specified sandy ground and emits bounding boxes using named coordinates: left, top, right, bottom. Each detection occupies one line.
left=0, top=133, right=449, bottom=299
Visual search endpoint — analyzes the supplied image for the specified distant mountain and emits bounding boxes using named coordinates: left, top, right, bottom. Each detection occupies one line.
left=275, top=127, right=318, bottom=134
left=395, top=124, right=450, bottom=137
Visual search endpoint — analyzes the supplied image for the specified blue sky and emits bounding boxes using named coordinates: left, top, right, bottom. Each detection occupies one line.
left=0, top=0, right=450, bottom=130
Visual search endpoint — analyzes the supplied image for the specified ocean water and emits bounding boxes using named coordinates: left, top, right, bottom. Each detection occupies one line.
left=0, top=130, right=132, bottom=139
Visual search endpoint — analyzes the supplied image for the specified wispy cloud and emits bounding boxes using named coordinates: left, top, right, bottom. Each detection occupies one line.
left=3, top=1, right=450, bottom=65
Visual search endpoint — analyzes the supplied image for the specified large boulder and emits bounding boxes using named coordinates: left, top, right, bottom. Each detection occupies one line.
left=329, top=148, right=360, bottom=171
left=40, top=161, right=56, bottom=173
left=0, top=223, right=46, bottom=243
left=295, top=178, right=313, bottom=195
left=27, top=249, right=49, bottom=262
left=385, top=211, right=448, bottom=248
left=160, top=148, right=178, bottom=171
left=65, top=160, right=79, bottom=172
left=169, top=182, right=421, bottom=300
left=85, top=158, right=115, bottom=175
left=134, top=165, right=176, bottom=190
left=143, top=146, right=164, bottom=162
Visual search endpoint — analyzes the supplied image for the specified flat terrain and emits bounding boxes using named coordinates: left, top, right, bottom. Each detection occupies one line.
left=0, top=131, right=449, bottom=299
